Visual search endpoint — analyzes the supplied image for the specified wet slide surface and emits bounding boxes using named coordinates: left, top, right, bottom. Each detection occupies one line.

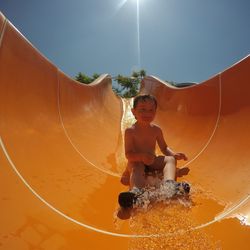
left=0, top=12, right=250, bottom=249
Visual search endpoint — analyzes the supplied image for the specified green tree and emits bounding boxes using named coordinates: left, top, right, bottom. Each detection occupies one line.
left=92, top=73, right=100, bottom=80
left=75, top=70, right=147, bottom=98
left=113, top=69, right=146, bottom=98
left=75, top=72, right=92, bottom=84
left=75, top=72, right=100, bottom=84
left=139, top=69, right=146, bottom=78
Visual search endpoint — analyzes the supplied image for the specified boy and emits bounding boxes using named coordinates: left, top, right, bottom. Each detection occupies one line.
left=121, top=94, right=188, bottom=189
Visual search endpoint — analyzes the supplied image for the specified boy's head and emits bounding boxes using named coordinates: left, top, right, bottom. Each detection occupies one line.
left=132, top=95, right=157, bottom=124
left=133, top=95, right=157, bottom=109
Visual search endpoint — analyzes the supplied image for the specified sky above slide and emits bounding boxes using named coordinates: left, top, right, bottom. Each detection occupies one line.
left=0, top=0, right=249, bottom=83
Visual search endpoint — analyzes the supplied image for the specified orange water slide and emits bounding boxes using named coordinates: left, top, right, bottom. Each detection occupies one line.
left=0, top=11, right=250, bottom=250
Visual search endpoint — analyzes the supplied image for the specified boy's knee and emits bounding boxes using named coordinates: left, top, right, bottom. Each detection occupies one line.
left=165, top=156, right=176, bottom=165
left=131, top=162, right=145, bottom=174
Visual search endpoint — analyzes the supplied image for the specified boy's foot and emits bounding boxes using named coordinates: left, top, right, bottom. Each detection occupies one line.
left=120, top=170, right=130, bottom=186
left=118, top=187, right=142, bottom=209
left=176, top=181, right=190, bottom=195
left=162, top=180, right=190, bottom=198
left=118, top=192, right=136, bottom=209
left=117, top=207, right=133, bottom=220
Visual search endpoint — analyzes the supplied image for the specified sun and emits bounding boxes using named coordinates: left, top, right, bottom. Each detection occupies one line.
left=115, top=0, right=142, bottom=69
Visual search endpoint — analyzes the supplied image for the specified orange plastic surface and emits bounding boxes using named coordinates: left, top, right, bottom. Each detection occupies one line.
left=0, top=12, right=249, bottom=249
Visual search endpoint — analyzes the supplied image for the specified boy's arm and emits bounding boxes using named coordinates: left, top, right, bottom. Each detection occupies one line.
left=125, top=128, right=155, bottom=164
left=156, top=127, right=174, bottom=156
left=156, top=127, right=188, bottom=160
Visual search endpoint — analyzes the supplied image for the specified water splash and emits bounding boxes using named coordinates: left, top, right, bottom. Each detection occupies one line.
left=128, top=186, right=221, bottom=249
left=133, top=180, right=192, bottom=211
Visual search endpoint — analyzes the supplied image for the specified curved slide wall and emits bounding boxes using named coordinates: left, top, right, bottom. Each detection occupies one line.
left=0, top=11, right=249, bottom=249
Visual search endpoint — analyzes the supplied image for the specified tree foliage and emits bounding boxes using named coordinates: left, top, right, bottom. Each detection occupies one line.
left=75, top=69, right=146, bottom=98
left=75, top=72, right=100, bottom=84
left=113, top=70, right=146, bottom=98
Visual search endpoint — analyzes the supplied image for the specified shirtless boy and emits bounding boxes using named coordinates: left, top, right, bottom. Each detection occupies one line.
left=121, top=94, right=188, bottom=189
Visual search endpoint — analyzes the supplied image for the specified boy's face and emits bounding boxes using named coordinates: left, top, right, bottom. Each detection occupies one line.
left=132, top=100, right=157, bottom=124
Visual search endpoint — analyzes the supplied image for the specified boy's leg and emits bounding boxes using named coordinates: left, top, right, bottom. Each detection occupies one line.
left=151, top=156, right=177, bottom=181
left=120, top=166, right=130, bottom=186
left=130, top=162, right=146, bottom=189
left=151, top=157, right=190, bottom=196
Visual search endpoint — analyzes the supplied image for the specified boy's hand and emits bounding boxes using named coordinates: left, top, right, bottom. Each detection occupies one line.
left=142, top=153, right=156, bottom=165
left=174, top=153, right=188, bottom=161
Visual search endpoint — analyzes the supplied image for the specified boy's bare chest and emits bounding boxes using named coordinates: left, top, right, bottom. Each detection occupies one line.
left=132, top=130, right=157, bottom=149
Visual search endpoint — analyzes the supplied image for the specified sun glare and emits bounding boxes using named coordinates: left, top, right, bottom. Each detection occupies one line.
left=117, top=0, right=142, bottom=9
left=116, top=0, right=128, bottom=11
left=116, top=0, right=142, bottom=69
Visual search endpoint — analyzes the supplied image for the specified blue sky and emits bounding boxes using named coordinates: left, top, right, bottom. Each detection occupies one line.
left=0, top=0, right=249, bottom=83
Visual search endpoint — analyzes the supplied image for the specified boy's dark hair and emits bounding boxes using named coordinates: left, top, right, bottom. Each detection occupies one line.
left=133, top=94, right=157, bottom=109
